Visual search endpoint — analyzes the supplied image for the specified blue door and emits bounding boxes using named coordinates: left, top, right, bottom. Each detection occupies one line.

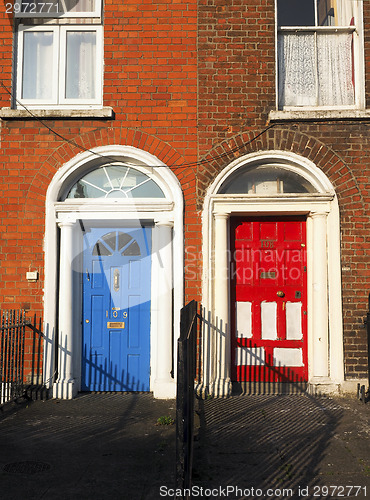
left=82, top=227, right=151, bottom=391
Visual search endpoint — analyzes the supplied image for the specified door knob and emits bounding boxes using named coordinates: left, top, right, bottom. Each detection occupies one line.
left=277, top=291, right=285, bottom=297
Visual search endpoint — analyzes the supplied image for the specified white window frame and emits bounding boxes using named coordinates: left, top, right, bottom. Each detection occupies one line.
left=16, top=24, right=103, bottom=109
left=275, top=0, right=365, bottom=111
left=14, top=0, right=102, bottom=18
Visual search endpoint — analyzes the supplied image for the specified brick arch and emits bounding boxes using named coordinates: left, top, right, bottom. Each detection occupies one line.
left=25, top=127, right=186, bottom=211
left=197, top=126, right=364, bottom=211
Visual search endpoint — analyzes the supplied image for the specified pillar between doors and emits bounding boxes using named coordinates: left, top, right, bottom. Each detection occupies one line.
left=53, top=220, right=78, bottom=399
left=211, top=211, right=232, bottom=397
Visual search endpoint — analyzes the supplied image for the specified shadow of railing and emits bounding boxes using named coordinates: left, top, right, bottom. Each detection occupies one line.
left=232, top=344, right=307, bottom=395
left=82, top=343, right=148, bottom=393
left=193, top=393, right=346, bottom=496
left=195, top=305, right=307, bottom=398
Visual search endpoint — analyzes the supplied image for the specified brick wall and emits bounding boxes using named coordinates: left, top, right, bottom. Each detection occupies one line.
left=0, top=0, right=199, bottom=310
left=197, top=0, right=370, bottom=379
left=0, top=0, right=369, bottom=381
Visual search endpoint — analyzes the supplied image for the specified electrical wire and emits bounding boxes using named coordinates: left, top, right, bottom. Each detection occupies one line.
left=0, top=80, right=276, bottom=169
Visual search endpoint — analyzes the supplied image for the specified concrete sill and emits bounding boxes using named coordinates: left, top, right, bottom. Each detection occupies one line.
left=269, top=109, right=370, bottom=122
left=0, top=107, right=114, bottom=119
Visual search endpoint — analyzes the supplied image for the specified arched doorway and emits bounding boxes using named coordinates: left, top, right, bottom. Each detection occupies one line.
left=43, top=146, right=183, bottom=399
left=201, top=151, right=344, bottom=397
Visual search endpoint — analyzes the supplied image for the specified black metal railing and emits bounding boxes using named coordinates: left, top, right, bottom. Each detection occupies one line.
left=0, top=309, right=45, bottom=406
left=175, top=300, right=198, bottom=499
left=358, top=293, right=370, bottom=403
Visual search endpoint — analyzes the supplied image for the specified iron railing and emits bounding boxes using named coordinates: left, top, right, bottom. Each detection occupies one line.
left=358, top=293, right=370, bottom=403
left=0, top=309, right=44, bottom=406
left=176, top=300, right=198, bottom=499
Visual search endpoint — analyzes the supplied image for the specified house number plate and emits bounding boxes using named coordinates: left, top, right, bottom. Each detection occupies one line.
left=107, top=322, right=125, bottom=329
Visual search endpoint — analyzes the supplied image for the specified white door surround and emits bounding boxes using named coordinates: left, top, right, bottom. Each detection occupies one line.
left=43, top=145, right=183, bottom=399
left=200, top=151, right=344, bottom=397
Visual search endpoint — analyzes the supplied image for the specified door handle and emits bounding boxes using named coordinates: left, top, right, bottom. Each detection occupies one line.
left=277, top=291, right=285, bottom=297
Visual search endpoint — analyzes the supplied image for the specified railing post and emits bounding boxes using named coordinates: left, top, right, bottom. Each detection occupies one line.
left=0, top=309, right=45, bottom=406
left=359, top=293, right=370, bottom=403
left=176, top=300, right=197, bottom=499
left=367, top=294, right=370, bottom=397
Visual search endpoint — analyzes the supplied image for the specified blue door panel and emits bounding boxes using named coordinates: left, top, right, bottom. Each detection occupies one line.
left=92, top=260, right=103, bottom=288
left=91, top=295, right=104, bottom=348
left=128, top=295, right=140, bottom=348
left=129, top=260, right=140, bottom=289
left=82, top=227, right=151, bottom=392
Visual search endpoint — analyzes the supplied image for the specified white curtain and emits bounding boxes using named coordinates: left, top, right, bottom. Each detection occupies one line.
left=23, top=31, right=53, bottom=100
left=335, top=0, right=357, bottom=26
left=317, top=32, right=354, bottom=106
left=65, top=31, right=96, bottom=99
left=278, top=31, right=354, bottom=107
left=278, top=33, right=316, bottom=107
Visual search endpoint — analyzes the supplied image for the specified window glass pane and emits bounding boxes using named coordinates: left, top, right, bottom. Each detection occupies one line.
left=102, top=232, right=117, bottom=251
left=277, top=0, right=315, bottom=26
left=219, top=165, right=318, bottom=194
left=122, top=241, right=141, bottom=256
left=18, top=0, right=96, bottom=14
left=317, top=0, right=335, bottom=26
left=129, top=181, right=165, bottom=198
left=62, top=0, right=95, bottom=13
left=20, top=0, right=59, bottom=14
left=118, top=233, right=133, bottom=252
left=65, top=31, right=96, bottom=99
left=319, top=0, right=357, bottom=26
left=92, top=242, right=113, bottom=256
left=22, top=31, right=54, bottom=99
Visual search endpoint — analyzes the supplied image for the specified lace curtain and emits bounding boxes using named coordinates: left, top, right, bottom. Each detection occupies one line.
left=278, top=32, right=355, bottom=107
left=65, top=31, right=96, bottom=99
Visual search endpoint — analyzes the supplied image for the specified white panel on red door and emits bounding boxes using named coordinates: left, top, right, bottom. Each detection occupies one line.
left=273, top=348, right=303, bottom=367
left=286, top=302, right=303, bottom=340
left=261, top=301, right=277, bottom=340
left=236, top=301, right=252, bottom=338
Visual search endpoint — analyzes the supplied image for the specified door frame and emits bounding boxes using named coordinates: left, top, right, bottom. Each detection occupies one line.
left=199, top=151, right=344, bottom=397
left=43, top=145, right=184, bottom=399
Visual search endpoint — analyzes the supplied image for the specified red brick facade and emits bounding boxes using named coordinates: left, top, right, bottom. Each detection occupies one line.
left=196, top=0, right=370, bottom=379
left=0, top=0, right=369, bottom=384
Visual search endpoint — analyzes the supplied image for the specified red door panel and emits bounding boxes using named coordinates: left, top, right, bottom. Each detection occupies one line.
left=231, top=217, right=308, bottom=383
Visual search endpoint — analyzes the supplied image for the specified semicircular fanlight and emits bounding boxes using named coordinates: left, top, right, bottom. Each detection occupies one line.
left=66, top=164, right=165, bottom=199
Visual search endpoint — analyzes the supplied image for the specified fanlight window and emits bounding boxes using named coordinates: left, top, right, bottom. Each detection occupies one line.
left=218, top=164, right=318, bottom=195
left=66, top=164, right=165, bottom=199
left=93, top=231, right=141, bottom=257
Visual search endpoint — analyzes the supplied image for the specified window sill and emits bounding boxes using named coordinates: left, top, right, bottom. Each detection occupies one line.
left=268, top=109, right=370, bottom=122
left=0, top=107, right=114, bottom=120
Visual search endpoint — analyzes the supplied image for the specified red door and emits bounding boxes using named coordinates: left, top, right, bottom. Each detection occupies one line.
left=231, top=217, right=308, bottom=383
